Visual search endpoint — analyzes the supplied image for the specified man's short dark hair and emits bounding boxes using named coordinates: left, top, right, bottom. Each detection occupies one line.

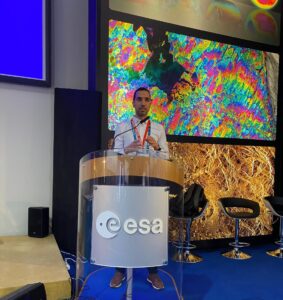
left=133, top=87, right=151, bottom=101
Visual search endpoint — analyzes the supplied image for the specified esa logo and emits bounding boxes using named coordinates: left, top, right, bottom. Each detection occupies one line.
left=96, top=211, right=163, bottom=239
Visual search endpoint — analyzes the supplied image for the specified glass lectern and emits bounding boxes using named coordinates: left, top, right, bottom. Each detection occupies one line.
left=75, top=149, right=184, bottom=299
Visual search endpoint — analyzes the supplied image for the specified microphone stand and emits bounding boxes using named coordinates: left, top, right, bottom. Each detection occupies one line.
left=111, top=116, right=150, bottom=150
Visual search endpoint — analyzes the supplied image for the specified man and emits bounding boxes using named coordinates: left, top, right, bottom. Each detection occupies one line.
left=113, top=87, right=169, bottom=155
left=110, top=87, right=169, bottom=290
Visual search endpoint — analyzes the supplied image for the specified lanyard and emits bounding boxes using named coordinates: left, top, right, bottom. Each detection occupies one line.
left=131, top=118, right=151, bottom=148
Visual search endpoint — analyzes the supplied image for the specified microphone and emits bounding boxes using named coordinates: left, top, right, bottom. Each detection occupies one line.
left=139, top=116, right=150, bottom=124
left=112, top=116, right=150, bottom=149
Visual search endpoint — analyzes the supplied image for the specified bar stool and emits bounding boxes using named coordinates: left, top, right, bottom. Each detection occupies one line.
left=171, top=184, right=208, bottom=263
left=264, top=196, right=283, bottom=258
left=219, top=197, right=260, bottom=260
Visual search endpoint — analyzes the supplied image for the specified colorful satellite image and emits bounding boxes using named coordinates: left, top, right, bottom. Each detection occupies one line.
left=108, top=20, right=278, bottom=140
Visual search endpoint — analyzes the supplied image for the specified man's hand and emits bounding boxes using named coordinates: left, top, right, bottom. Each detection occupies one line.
left=146, top=136, right=159, bottom=151
left=125, top=140, right=142, bottom=154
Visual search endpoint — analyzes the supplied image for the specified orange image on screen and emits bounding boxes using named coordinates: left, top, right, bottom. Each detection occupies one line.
left=251, top=0, right=279, bottom=9
left=168, top=143, right=275, bottom=241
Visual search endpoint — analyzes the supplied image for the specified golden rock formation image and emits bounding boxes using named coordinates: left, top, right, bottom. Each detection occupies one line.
left=168, top=143, right=275, bottom=241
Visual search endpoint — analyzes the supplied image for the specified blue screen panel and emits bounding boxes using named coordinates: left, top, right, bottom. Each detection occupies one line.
left=0, top=0, right=46, bottom=81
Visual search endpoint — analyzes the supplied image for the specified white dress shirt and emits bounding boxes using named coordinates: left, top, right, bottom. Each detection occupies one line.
left=114, top=116, right=169, bottom=158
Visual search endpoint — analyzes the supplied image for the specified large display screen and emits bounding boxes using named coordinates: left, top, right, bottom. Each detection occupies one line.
left=168, top=142, right=275, bottom=240
left=110, top=0, right=281, bottom=46
left=108, top=19, right=279, bottom=140
left=0, top=0, right=50, bottom=86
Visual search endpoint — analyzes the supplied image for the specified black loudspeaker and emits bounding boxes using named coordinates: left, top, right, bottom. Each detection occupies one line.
left=28, top=207, right=49, bottom=238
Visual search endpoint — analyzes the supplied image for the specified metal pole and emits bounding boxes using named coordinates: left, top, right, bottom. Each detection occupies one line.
left=279, top=217, right=283, bottom=243
left=235, top=219, right=239, bottom=246
left=126, top=268, right=133, bottom=300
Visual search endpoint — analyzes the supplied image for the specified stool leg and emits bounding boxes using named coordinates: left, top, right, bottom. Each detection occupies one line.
left=186, top=218, right=192, bottom=247
left=280, top=217, right=283, bottom=243
left=172, top=219, right=185, bottom=262
left=183, top=218, right=203, bottom=263
left=267, top=217, right=283, bottom=258
left=222, top=219, right=251, bottom=260
left=235, top=218, right=239, bottom=247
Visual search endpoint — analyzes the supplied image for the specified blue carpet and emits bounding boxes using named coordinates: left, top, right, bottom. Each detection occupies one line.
left=180, top=244, right=283, bottom=300
left=63, top=243, right=283, bottom=300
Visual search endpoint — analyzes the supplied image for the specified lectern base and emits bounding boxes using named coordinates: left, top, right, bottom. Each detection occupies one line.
left=78, top=267, right=180, bottom=300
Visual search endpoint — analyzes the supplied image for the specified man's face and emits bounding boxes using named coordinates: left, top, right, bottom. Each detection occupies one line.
left=133, top=90, right=152, bottom=119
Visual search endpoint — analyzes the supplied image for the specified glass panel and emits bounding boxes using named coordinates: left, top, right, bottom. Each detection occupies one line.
left=76, top=150, right=184, bottom=299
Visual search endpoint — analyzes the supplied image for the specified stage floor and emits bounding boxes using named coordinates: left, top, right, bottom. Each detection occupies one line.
left=0, top=234, right=71, bottom=299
